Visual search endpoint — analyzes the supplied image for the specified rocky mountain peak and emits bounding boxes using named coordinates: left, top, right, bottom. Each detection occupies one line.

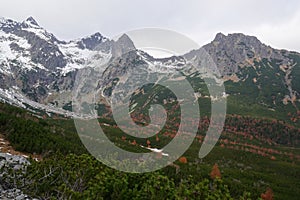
left=116, top=34, right=135, bottom=48
left=214, top=32, right=226, bottom=41
left=111, top=34, right=136, bottom=57
left=0, top=17, right=18, bottom=30
left=212, top=32, right=263, bottom=49
left=23, top=16, right=39, bottom=27
left=0, top=17, right=7, bottom=25
left=77, top=32, right=107, bottom=50
left=90, top=32, right=105, bottom=40
left=0, top=16, right=299, bottom=116
left=203, top=33, right=290, bottom=75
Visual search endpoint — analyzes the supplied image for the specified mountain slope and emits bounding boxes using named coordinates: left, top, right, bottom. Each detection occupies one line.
left=0, top=17, right=111, bottom=109
left=0, top=17, right=299, bottom=126
left=199, top=33, right=300, bottom=122
left=0, top=17, right=299, bottom=200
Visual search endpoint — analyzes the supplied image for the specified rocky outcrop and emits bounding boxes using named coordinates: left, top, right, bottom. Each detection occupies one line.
left=0, top=17, right=300, bottom=115
left=201, top=32, right=293, bottom=75
left=0, top=17, right=108, bottom=104
left=0, top=153, right=37, bottom=200
left=77, top=32, right=108, bottom=50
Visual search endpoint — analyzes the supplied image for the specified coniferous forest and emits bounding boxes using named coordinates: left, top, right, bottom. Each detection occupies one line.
left=0, top=102, right=299, bottom=199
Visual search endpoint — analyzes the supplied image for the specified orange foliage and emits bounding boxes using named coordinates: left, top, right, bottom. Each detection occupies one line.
left=270, top=156, right=276, bottom=160
left=261, top=188, right=274, bottom=200
left=178, top=156, right=187, bottom=164
left=210, top=163, right=221, bottom=179
left=131, top=140, right=137, bottom=145
left=156, top=135, right=160, bottom=142
left=146, top=139, right=151, bottom=147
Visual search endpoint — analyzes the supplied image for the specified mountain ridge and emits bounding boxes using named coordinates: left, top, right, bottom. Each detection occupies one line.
left=0, top=17, right=299, bottom=125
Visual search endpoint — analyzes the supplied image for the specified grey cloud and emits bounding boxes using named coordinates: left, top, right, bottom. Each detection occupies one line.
left=0, top=0, right=300, bottom=51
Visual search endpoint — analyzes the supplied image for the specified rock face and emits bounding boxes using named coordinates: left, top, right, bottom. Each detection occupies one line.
left=0, top=17, right=111, bottom=106
left=77, top=32, right=108, bottom=50
left=0, top=153, right=37, bottom=200
left=183, top=33, right=300, bottom=112
left=0, top=153, right=30, bottom=169
left=1, top=17, right=66, bottom=71
left=201, top=33, right=292, bottom=75
left=0, top=17, right=299, bottom=115
left=0, top=188, right=34, bottom=200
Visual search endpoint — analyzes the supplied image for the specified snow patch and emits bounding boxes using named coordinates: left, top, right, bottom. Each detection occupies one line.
left=58, top=41, right=111, bottom=75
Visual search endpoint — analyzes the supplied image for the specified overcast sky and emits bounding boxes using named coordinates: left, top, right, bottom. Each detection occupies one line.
left=1, top=0, right=300, bottom=52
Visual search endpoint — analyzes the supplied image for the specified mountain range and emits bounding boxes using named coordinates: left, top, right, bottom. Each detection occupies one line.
left=0, top=17, right=300, bottom=200
left=0, top=17, right=299, bottom=124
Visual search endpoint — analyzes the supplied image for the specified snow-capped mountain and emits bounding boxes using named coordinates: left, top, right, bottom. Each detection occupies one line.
left=0, top=17, right=113, bottom=112
left=0, top=17, right=299, bottom=119
left=0, top=17, right=186, bottom=115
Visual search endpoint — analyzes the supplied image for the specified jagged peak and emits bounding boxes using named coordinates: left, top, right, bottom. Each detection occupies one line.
left=0, top=17, right=7, bottom=23
left=212, top=32, right=262, bottom=45
left=76, top=32, right=108, bottom=50
left=82, top=32, right=105, bottom=40
left=110, top=34, right=136, bottom=57
left=22, top=16, right=40, bottom=28
left=0, top=17, right=13, bottom=23
left=90, top=32, right=104, bottom=38
left=0, top=17, right=18, bottom=27
left=116, top=33, right=131, bottom=42
left=214, top=32, right=226, bottom=41
left=115, top=34, right=135, bottom=48
left=228, top=33, right=260, bottom=42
